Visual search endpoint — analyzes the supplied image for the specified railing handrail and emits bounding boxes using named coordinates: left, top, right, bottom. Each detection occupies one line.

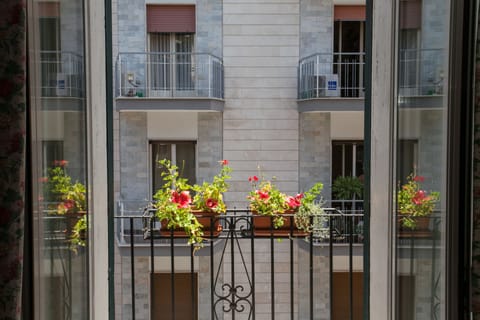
left=299, top=52, right=366, bottom=64
left=117, top=51, right=223, bottom=62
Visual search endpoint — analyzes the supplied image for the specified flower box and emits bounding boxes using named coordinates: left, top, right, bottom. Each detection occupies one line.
left=251, top=212, right=308, bottom=237
left=160, top=210, right=222, bottom=238
left=397, top=215, right=432, bottom=238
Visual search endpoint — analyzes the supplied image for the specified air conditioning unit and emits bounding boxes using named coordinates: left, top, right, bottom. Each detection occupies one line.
left=315, top=74, right=339, bottom=97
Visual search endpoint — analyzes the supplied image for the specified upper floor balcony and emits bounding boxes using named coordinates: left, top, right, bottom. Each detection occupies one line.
left=298, top=49, right=445, bottom=112
left=115, top=52, right=224, bottom=111
left=398, top=48, right=444, bottom=109
left=298, top=52, right=365, bottom=112
left=40, top=51, right=85, bottom=110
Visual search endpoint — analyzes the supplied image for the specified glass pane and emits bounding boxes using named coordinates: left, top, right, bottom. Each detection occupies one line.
left=395, top=0, right=449, bottom=318
left=152, top=143, right=172, bottom=194
left=30, top=0, right=89, bottom=318
left=176, top=142, right=196, bottom=185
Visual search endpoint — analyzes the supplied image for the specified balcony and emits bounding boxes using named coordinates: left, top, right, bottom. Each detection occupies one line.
left=115, top=203, right=365, bottom=319
left=398, top=48, right=444, bottom=109
left=40, top=51, right=85, bottom=110
left=115, top=52, right=224, bottom=111
left=297, top=52, right=365, bottom=112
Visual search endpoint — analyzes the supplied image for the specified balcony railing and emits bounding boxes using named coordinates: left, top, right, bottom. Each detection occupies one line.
left=298, top=52, right=365, bottom=99
left=115, top=204, right=365, bottom=320
left=116, top=52, right=224, bottom=99
left=40, top=51, right=84, bottom=98
left=398, top=48, right=444, bottom=97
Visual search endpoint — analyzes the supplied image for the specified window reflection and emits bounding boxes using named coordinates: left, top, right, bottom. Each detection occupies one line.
left=30, top=0, right=89, bottom=318
left=395, top=0, right=448, bottom=319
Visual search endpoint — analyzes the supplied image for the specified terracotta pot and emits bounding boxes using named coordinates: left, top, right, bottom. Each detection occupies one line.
left=251, top=211, right=307, bottom=237
left=397, top=214, right=432, bottom=238
left=160, top=210, right=222, bottom=238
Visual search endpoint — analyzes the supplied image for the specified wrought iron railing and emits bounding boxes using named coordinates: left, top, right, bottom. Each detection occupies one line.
left=40, top=51, right=84, bottom=98
left=398, top=48, right=444, bottom=97
left=298, top=52, right=366, bottom=99
left=116, top=52, right=224, bottom=99
left=115, top=205, right=365, bottom=320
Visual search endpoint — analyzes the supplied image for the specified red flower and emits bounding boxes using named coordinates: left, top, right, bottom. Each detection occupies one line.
left=63, top=199, right=75, bottom=210
left=412, top=190, right=426, bottom=205
left=249, top=176, right=259, bottom=182
left=54, top=160, right=69, bottom=167
left=220, top=160, right=229, bottom=165
left=206, top=198, right=218, bottom=209
left=286, top=196, right=301, bottom=209
left=295, top=193, right=304, bottom=200
left=170, top=190, right=192, bottom=208
left=413, top=176, right=425, bottom=182
left=256, top=190, right=270, bottom=200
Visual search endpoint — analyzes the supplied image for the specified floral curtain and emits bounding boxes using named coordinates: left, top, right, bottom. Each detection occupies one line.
left=0, top=0, right=26, bottom=319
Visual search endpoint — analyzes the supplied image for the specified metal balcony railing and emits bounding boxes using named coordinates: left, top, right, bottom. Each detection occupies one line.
left=298, top=52, right=365, bottom=99
left=116, top=52, right=224, bottom=99
left=398, top=48, right=444, bottom=97
left=115, top=203, right=365, bottom=320
left=40, top=51, right=84, bottom=98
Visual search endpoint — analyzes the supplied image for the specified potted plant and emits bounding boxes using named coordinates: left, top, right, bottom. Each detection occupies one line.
left=397, top=174, right=439, bottom=231
left=332, top=175, right=363, bottom=201
left=42, top=160, right=87, bottom=252
left=247, top=175, right=324, bottom=236
left=247, top=175, right=290, bottom=232
left=191, top=160, right=232, bottom=235
left=294, top=182, right=326, bottom=236
left=152, top=159, right=231, bottom=244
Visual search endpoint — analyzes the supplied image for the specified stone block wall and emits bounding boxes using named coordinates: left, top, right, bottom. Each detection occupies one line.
left=300, top=0, right=333, bottom=58
left=299, top=113, right=332, bottom=200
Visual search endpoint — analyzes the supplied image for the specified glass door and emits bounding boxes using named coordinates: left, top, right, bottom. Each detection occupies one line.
left=394, top=0, right=449, bottom=318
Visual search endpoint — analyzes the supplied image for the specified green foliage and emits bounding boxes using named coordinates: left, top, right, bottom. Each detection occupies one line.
left=294, top=183, right=326, bottom=234
left=332, top=176, right=363, bottom=200
left=70, top=215, right=87, bottom=252
left=192, top=161, right=232, bottom=213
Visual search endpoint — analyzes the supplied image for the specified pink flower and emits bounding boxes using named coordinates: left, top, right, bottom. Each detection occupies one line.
left=206, top=198, right=218, bottom=209
left=170, top=190, right=192, bottom=208
left=286, top=196, right=301, bottom=209
left=220, top=160, right=229, bottom=165
left=295, top=193, right=304, bottom=200
left=412, top=190, right=426, bottom=205
left=248, top=176, right=259, bottom=182
left=413, top=176, right=425, bottom=182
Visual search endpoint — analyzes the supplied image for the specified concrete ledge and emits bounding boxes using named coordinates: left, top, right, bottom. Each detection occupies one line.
left=398, top=95, right=443, bottom=109
left=41, top=97, right=85, bottom=111
left=297, top=98, right=365, bottom=112
left=116, top=97, right=225, bottom=112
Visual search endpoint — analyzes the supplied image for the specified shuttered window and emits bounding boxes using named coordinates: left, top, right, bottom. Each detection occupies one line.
left=334, top=6, right=366, bottom=21
left=399, top=0, right=422, bottom=29
left=147, top=5, right=195, bottom=33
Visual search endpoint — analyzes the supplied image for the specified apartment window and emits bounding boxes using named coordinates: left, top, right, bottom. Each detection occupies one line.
left=151, top=141, right=196, bottom=195
left=42, top=140, right=63, bottom=173
left=152, top=273, right=198, bottom=320
left=147, top=5, right=196, bottom=93
left=397, top=139, right=418, bottom=185
left=332, top=141, right=364, bottom=183
left=334, top=17, right=365, bottom=97
left=149, top=33, right=195, bottom=92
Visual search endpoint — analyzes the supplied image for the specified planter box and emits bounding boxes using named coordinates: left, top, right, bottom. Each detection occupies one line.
left=397, top=215, right=432, bottom=238
left=251, top=213, right=308, bottom=237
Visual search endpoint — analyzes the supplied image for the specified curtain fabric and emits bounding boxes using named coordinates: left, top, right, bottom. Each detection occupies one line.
left=0, top=1, right=26, bottom=319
